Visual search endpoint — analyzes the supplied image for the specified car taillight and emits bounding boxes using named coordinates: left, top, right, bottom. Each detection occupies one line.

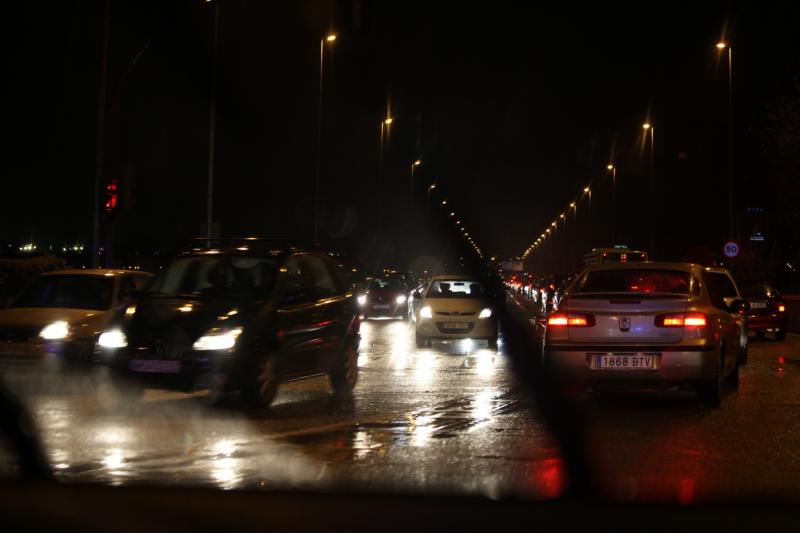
left=547, top=312, right=594, bottom=327
left=778, top=304, right=786, bottom=313
left=655, top=312, right=707, bottom=328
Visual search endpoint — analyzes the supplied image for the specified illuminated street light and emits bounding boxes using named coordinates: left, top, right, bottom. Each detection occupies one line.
left=384, top=117, right=394, bottom=125
left=570, top=201, right=576, bottom=208
left=584, top=186, right=590, bottom=193
left=642, top=122, right=651, bottom=130
left=326, top=34, right=337, bottom=42
left=716, top=41, right=727, bottom=49
left=441, top=200, right=448, bottom=206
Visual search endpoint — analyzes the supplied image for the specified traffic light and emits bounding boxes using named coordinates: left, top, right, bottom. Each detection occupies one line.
left=104, top=179, right=119, bottom=213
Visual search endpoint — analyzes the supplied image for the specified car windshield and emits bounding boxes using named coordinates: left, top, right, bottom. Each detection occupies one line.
left=572, top=269, right=692, bottom=295
left=427, top=280, right=485, bottom=298
left=147, top=256, right=277, bottom=297
left=12, top=275, right=113, bottom=311
left=368, top=278, right=405, bottom=291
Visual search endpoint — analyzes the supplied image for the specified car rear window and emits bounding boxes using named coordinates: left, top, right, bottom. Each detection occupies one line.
left=571, top=269, right=693, bottom=295
left=739, top=283, right=777, bottom=298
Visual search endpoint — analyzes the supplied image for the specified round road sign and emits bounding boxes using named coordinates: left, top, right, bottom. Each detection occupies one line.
left=723, top=241, right=740, bottom=258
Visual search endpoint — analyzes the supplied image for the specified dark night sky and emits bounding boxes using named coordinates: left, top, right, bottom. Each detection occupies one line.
left=4, top=1, right=799, bottom=271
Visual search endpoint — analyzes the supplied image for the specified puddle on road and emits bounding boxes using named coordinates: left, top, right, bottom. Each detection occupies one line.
left=282, top=389, right=525, bottom=463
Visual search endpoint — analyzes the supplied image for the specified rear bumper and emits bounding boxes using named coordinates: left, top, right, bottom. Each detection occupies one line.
left=544, top=344, right=719, bottom=383
left=747, top=315, right=787, bottom=332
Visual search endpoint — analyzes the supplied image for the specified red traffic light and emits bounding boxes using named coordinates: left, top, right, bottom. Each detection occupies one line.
left=104, top=180, right=119, bottom=212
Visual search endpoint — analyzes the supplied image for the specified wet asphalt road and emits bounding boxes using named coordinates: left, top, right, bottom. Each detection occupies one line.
left=2, top=293, right=800, bottom=503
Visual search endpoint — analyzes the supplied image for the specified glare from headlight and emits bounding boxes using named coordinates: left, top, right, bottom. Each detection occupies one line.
left=98, top=329, right=127, bottom=348
left=420, top=306, right=433, bottom=319
left=357, top=294, right=367, bottom=306
left=396, top=295, right=407, bottom=304
left=192, top=328, right=242, bottom=351
left=40, top=321, right=70, bottom=340
left=479, top=308, right=492, bottom=319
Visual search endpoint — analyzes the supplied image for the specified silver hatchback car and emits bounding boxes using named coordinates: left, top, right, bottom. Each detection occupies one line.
left=543, top=262, right=748, bottom=406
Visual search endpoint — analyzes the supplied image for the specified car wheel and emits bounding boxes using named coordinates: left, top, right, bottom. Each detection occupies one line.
left=330, top=341, right=359, bottom=394
left=242, top=355, right=278, bottom=408
left=698, top=348, right=724, bottom=407
left=774, top=329, right=787, bottom=341
left=415, top=333, right=428, bottom=348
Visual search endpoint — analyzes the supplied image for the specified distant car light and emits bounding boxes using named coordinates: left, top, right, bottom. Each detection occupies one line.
left=357, top=294, right=367, bottom=306
left=40, top=321, right=70, bottom=340
left=420, top=306, right=433, bottom=319
left=479, top=308, right=492, bottom=319
left=192, top=327, right=242, bottom=351
left=396, top=295, right=407, bottom=304
left=98, top=329, right=127, bottom=348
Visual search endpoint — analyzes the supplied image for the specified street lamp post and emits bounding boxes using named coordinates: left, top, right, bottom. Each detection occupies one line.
left=313, top=33, right=337, bottom=243
left=717, top=42, right=734, bottom=240
left=92, top=0, right=111, bottom=266
left=643, top=123, right=655, bottom=257
left=378, top=117, right=393, bottom=191
left=607, top=164, right=616, bottom=244
left=411, top=159, right=421, bottom=193
left=205, top=0, right=220, bottom=246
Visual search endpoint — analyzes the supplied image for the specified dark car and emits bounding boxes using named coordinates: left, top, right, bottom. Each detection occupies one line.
left=96, top=240, right=360, bottom=408
left=358, top=277, right=410, bottom=320
left=739, top=282, right=788, bottom=340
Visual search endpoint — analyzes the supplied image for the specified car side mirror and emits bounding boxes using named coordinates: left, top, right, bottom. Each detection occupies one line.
left=727, top=298, right=749, bottom=314
left=413, top=290, right=422, bottom=299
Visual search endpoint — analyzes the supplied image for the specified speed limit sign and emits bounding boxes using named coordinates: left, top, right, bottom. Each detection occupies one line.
left=723, top=241, right=740, bottom=258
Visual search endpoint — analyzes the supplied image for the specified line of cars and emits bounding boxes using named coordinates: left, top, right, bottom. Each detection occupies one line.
left=355, top=271, right=500, bottom=349
left=1, top=240, right=361, bottom=408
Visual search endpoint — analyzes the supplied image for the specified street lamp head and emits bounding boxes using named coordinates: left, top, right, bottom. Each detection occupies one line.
left=716, top=41, right=727, bottom=49
left=560, top=213, right=565, bottom=219
left=441, top=200, right=448, bottom=206
left=326, top=34, right=337, bottom=42
left=429, top=184, right=436, bottom=190
left=413, top=159, right=422, bottom=166
left=642, top=123, right=651, bottom=130
left=570, top=202, right=576, bottom=208
left=383, top=117, right=393, bottom=125
left=450, top=211, right=455, bottom=216
left=584, top=186, right=591, bottom=193
left=607, top=164, right=614, bottom=170
left=551, top=221, right=556, bottom=227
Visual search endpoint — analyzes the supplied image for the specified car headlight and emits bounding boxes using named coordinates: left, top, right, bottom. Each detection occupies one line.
left=420, top=306, right=433, bottom=319
left=479, top=308, right=492, bottom=319
left=192, top=327, right=242, bottom=351
left=40, top=321, right=70, bottom=340
left=396, top=295, right=407, bottom=304
left=98, top=329, right=127, bottom=348
left=357, top=294, right=367, bottom=306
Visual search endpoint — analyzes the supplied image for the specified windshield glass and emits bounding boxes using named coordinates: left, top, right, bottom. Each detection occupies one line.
left=572, top=269, right=692, bottom=295
left=427, top=279, right=485, bottom=298
left=368, top=278, right=405, bottom=290
left=12, top=275, right=113, bottom=310
left=147, top=256, right=277, bottom=297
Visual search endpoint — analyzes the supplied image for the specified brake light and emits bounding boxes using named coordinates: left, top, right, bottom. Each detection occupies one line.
left=683, top=313, right=707, bottom=327
left=778, top=304, right=786, bottom=313
left=547, top=313, right=594, bottom=327
left=655, top=313, right=707, bottom=328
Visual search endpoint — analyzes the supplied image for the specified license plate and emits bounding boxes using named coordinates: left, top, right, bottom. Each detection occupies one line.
left=373, top=304, right=391, bottom=310
left=129, top=359, right=182, bottom=373
left=750, top=302, right=767, bottom=309
left=441, top=322, right=470, bottom=330
left=590, top=353, right=658, bottom=370
left=0, top=344, right=27, bottom=357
